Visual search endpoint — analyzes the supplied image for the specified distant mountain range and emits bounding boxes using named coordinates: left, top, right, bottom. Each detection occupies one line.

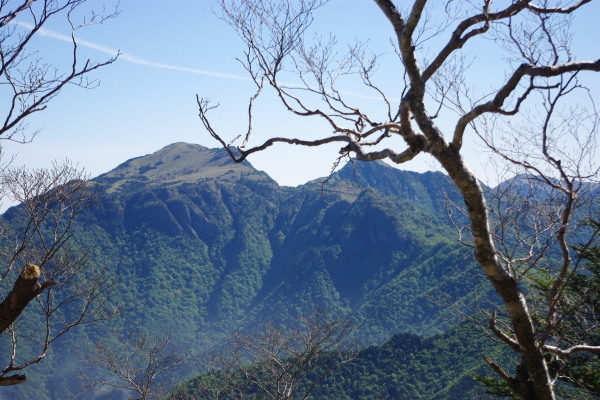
left=4, top=142, right=592, bottom=399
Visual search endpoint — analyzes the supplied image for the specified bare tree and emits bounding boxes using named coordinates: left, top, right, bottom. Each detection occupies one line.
left=199, top=1, right=600, bottom=399
left=181, top=312, right=355, bottom=400
left=1, top=0, right=119, bottom=142
left=83, top=331, right=188, bottom=400
left=531, top=219, right=599, bottom=397
left=0, top=0, right=117, bottom=386
left=0, top=162, right=114, bottom=386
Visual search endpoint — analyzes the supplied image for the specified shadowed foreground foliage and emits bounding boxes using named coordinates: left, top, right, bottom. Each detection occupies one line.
left=172, top=322, right=514, bottom=400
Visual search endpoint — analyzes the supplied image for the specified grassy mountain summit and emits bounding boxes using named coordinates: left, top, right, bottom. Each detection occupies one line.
left=96, top=142, right=274, bottom=192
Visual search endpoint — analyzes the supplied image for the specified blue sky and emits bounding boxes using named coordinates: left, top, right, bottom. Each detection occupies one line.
left=2, top=0, right=599, bottom=189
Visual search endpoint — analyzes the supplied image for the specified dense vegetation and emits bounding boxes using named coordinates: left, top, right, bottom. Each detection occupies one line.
left=3, top=143, right=595, bottom=399
left=173, top=322, right=514, bottom=400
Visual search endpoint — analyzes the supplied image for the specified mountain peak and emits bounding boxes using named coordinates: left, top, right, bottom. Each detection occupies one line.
left=95, top=142, right=271, bottom=192
left=307, top=159, right=457, bottom=216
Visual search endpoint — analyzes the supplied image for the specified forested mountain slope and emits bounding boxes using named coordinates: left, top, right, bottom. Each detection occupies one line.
left=77, top=142, right=484, bottom=340
left=2, top=143, right=490, bottom=399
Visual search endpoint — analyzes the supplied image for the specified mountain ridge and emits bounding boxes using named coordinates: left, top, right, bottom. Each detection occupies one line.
left=72, top=142, right=482, bottom=338
left=2, top=141, right=576, bottom=400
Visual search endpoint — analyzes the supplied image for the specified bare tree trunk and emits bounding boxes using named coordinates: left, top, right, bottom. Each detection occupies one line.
left=436, top=149, right=554, bottom=399
left=0, top=264, right=52, bottom=333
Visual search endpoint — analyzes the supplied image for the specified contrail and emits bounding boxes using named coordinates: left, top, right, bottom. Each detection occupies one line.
left=11, top=20, right=252, bottom=81
left=12, top=20, right=398, bottom=101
